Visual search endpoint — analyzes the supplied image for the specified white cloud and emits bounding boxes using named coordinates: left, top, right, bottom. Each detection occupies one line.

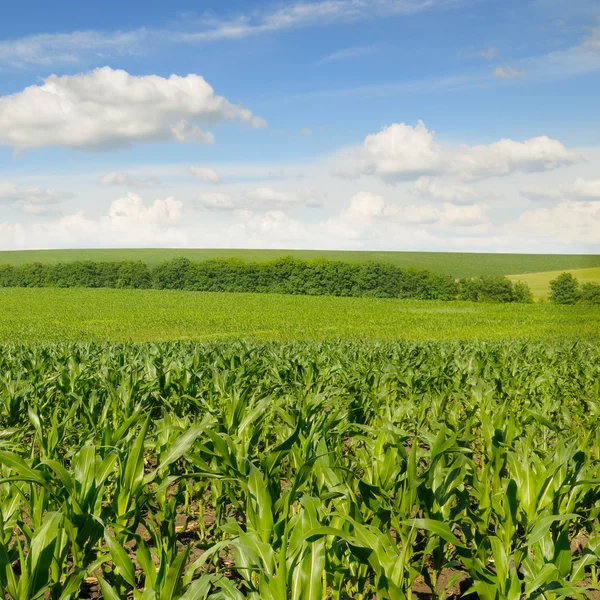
left=99, top=172, right=162, bottom=188
left=493, top=65, right=525, bottom=79
left=229, top=210, right=314, bottom=245
left=244, top=186, right=324, bottom=209
left=519, top=184, right=563, bottom=200
left=521, top=177, right=600, bottom=200
left=438, top=202, right=489, bottom=227
left=317, top=191, right=491, bottom=243
left=183, top=0, right=458, bottom=42
left=515, top=200, right=600, bottom=245
left=195, top=192, right=237, bottom=211
left=108, top=192, right=182, bottom=223
left=412, top=176, right=482, bottom=204
left=567, top=177, right=600, bottom=198
left=0, top=67, right=266, bottom=151
left=323, top=190, right=489, bottom=242
left=194, top=186, right=325, bottom=211
left=341, top=191, right=387, bottom=219
left=0, top=193, right=187, bottom=249
left=338, top=121, right=581, bottom=181
left=0, top=29, right=147, bottom=68
left=0, top=1, right=459, bottom=67
left=0, top=183, right=72, bottom=214
left=300, top=128, right=313, bottom=136
left=189, top=166, right=221, bottom=182
left=318, top=44, right=380, bottom=64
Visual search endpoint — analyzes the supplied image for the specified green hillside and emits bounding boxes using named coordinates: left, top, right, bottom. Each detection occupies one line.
left=1, top=248, right=599, bottom=278
left=508, top=266, right=600, bottom=299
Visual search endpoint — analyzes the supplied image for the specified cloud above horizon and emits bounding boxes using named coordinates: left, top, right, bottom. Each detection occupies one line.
left=0, top=192, right=186, bottom=248
left=337, top=121, right=581, bottom=181
left=0, top=67, right=266, bottom=151
left=195, top=186, right=325, bottom=212
left=0, top=183, right=73, bottom=214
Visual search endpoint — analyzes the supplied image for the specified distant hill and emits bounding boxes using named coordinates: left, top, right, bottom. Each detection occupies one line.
left=0, top=248, right=599, bottom=278
left=507, top=266, right=600, bottom=299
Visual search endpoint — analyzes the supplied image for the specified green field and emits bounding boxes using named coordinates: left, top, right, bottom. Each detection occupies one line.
left=508, top=266, right=600, bottom=299
left=0, top=341, right=598, bottom=598
left=1, top=248, right=600, bottom=277
left=0, top=287, right=597, bottom=343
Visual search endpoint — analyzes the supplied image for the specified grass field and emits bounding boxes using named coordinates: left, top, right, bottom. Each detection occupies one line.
left=508, top=266, right=600, bottom=299
left=0, top=287, right=597, bottom=343
left=1, top=248, right=600, bottom=277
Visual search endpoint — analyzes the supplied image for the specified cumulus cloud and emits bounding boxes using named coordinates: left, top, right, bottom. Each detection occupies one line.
left=520, top=177, right=600, bottom=201
left=0, top=183, right=72, bottom=214
left=323, top=190, right=489, bottom=242
left=412, top=176, right=482, bottom=204
left=108, top=192, right=182, bottom=223
left=515, top=200, right=600, bottom=245
left=0, top=67, right=266, bottom=151
left=99, top=172, right=162, bottom=188
left=337, top=121, right=581, bottom=181
left=0, top=193, right=186, bottom=249
left=189, top=166, right=221, bottom=182
left=494, top=65, right=525, bottom=79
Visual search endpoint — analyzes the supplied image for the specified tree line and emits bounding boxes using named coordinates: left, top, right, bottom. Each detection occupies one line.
left=0, top=256, right=594, bottom=303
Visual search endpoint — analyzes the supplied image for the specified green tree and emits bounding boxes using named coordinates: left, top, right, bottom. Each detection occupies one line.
left=512, top=281, right=533, bottom=303
left=549, top=272, right=580, bottom=305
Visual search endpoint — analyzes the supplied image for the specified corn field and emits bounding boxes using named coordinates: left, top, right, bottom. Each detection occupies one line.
left=0, top=341, right=598, bottom=599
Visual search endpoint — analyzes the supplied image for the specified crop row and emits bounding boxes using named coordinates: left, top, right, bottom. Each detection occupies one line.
left=0, top=341, right=598, bottom=599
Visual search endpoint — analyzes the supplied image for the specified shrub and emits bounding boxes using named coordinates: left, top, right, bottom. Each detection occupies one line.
left=512, top=281, right=533, bottom=303
left=116, top=261, right=152, bottom=288
left=580, top=282, right=600, bottom=305
left=0, top=265, right=17, bottom=287
left=458, top=275, right=515, bottom=303
left=152, top=258, right=194, bottom=290
left=549, top=272, right=580, bottom=305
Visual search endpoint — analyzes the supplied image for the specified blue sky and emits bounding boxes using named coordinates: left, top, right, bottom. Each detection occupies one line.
left=0, top=0, right=599, bottom=252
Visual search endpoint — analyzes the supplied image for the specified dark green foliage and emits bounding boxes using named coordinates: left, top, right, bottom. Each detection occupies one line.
left=549, top=272, right=581, bottom=305
left=0, top=260, right=152, bottom=289
left=512, top=280, right=534, bottom=303
left=0, top=257, right=538, bottom=302
left=458, top=275, right=527, bottom=303
left=0, top=265, right=17, bottom=287
left=115, top=261, right=152, bottom=289
left=580, top=282, right=600, bottom=305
